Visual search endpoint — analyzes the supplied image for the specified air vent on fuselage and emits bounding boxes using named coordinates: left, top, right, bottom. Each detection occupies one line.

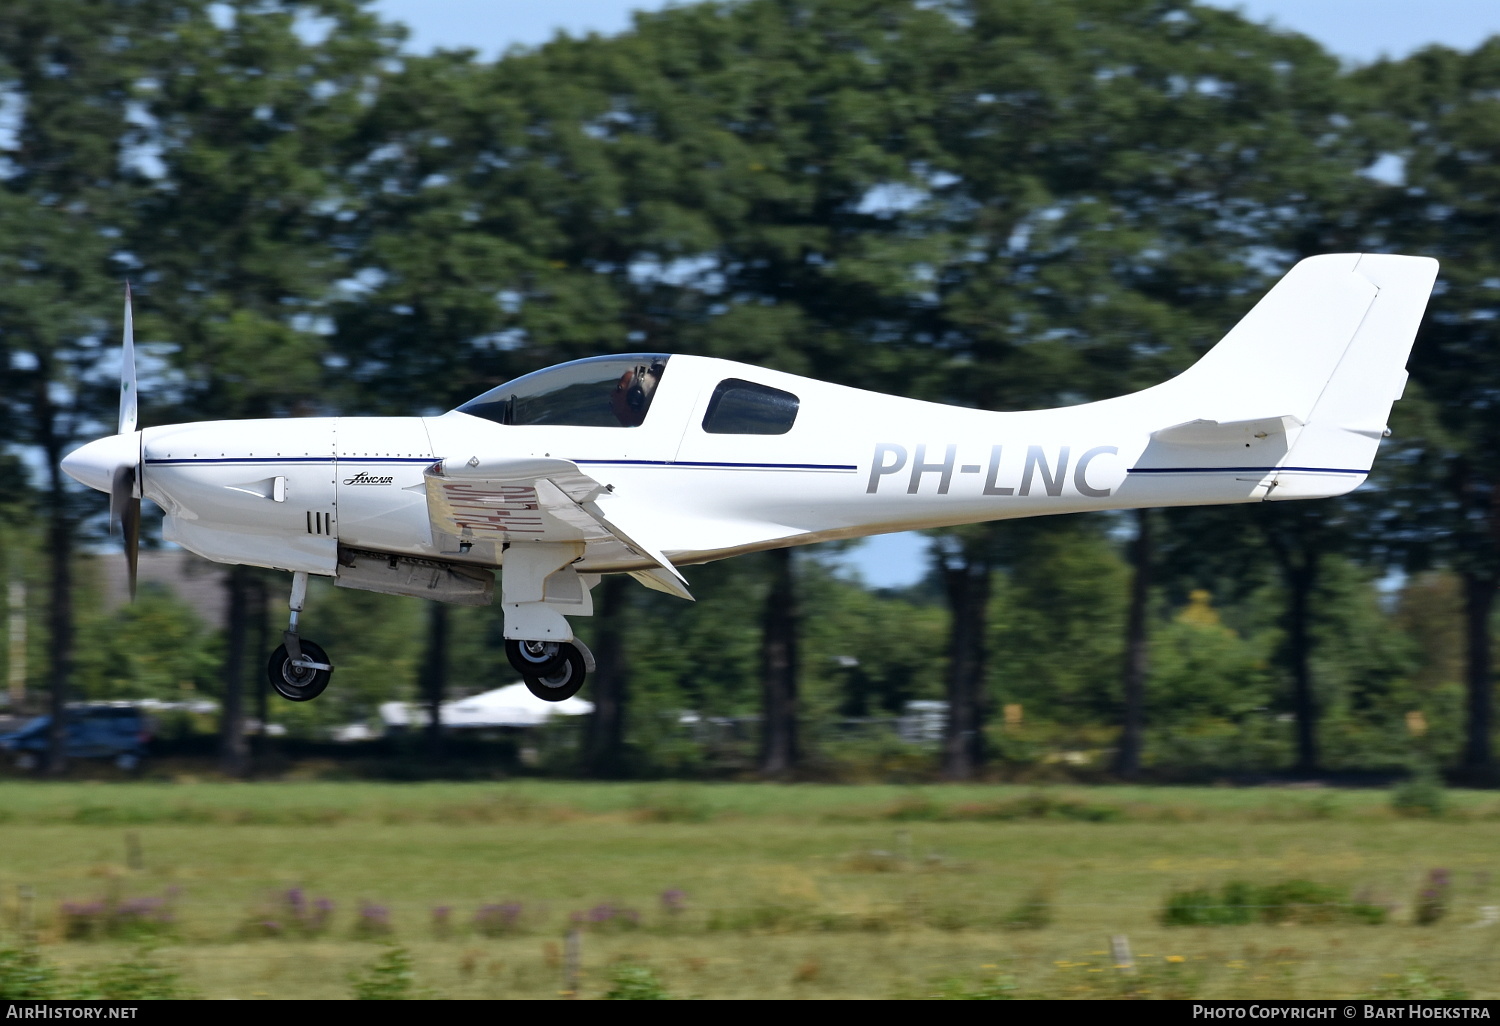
left=306, top=511, right=332, bottom=536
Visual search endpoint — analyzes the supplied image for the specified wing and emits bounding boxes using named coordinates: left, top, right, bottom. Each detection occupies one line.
left=424, top=456, right=693, bottom=600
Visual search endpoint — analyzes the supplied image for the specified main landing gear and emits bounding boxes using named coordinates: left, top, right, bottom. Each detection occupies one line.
left=267, top=571, right=334, bottom=702
left=264, top=548, right=597, bottom=705
left=505, top=639, right=594, bottom=703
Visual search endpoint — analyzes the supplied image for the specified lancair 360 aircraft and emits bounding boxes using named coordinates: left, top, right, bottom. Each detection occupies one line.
left=61, top=254, right=1437, bottom=704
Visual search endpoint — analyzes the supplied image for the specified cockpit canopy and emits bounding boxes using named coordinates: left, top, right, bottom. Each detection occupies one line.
left=457, top=354, right=670, bottom=428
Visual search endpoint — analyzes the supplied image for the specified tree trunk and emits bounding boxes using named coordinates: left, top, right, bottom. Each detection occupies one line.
left=1287, top=558, right=1320, bottom=775
left=220, top=564, right=249, bottom=776
left=36, top=380, right=71, bottom=776
left=253, top=573, right=269, bottom=762
left=1262, top=514, right=1323, bottom=777
left=1462, top=570, right=1496, bottom=776
left=421, top=600, right=449, bottom=761
left=1116, top=508, right=1151, bottom=778
left=583, top=575, right=630, bottom=778
left=758, top=547, right=799, bottom=776
left=941, top=537, right=991, bottom=780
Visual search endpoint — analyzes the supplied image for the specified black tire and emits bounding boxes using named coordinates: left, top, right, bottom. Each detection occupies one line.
left=522, top=643, right=587, bottom=702
left=506, top=639, right=567, bottom=677
left=267, top=640, right=333, bottom=702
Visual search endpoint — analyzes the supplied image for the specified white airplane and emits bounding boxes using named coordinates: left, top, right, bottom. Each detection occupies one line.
left=61, top=254, right=1438, bottom=704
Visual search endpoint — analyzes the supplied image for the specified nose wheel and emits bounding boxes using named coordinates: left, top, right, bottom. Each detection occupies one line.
left=268, top=639, right=332, bottom=701
left=507, top=639, right=591, bottom=702
left=268, top=571, right=335, bottom=702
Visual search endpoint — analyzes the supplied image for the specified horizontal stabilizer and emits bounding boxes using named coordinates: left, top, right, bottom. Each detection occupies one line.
left=1151, top=415, right=1303, bottom=446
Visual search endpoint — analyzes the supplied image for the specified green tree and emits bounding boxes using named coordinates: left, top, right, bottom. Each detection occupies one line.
left=74, top=582, right=218, bottom=700
left=338, top=0, right=967, bottom=773
left=1358, top=40, right=1500, bottom=778
left=989, top=520, right=1129, bottom=732
left=0, top=1, right=167, bottom=771
left=132, top=0, right=400, bottom=773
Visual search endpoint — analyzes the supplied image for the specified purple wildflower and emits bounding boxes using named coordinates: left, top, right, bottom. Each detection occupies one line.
left=474, top=902, right=525, bottom=937
left=354, top=901, right=392, bottom=937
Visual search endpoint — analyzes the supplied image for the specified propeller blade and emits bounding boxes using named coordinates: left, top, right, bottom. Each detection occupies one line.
left=118, top=282, right=137, bottom=435
left=110, top=462, right=141, bottom=600
left=109, top=464, right=133, bottom=536
left=123, top=493, right=140, bottom=602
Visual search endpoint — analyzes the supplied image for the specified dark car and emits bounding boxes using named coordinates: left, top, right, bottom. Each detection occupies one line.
left=0, top=705, right=152, bottom=769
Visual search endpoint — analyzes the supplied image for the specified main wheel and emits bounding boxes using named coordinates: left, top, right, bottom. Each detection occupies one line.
left=267, top=640, right=333, bottom=702
left=521, top=643, right=587, bottom=702
left=506, top=639, right=566, bottom=678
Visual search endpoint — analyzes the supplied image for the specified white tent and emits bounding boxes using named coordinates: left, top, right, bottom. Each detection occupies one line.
left=379, top=682, right=593, bottom=730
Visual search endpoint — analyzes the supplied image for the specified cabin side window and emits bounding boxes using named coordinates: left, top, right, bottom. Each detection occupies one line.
left=702, top=378, right=799, bottom=435
left=457, top=355, right=670, bottom=428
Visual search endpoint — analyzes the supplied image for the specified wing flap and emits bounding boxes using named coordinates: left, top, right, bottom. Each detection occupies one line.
left=581, top=498, right=694, bottom=601
left=424, top=457, right=692, bottom=600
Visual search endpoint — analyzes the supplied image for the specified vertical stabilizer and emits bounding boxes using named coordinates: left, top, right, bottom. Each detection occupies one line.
left=1266, top=253, right=1439, bottom=499
left=1129, top=253, right=1438, bottom=501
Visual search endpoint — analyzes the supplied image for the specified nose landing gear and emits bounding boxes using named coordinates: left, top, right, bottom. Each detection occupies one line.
left=267, top=571, right=334, bottom=702
left=506, top=638, right=593, bottom=703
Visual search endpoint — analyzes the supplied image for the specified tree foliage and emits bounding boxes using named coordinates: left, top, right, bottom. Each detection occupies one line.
left=0, top=0, right=1495, bottom=779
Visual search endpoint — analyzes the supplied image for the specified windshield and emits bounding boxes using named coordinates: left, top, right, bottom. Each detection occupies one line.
left=456, top=355, right=671, bottom=428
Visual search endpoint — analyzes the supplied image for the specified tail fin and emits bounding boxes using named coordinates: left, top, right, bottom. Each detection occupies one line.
left=1143, top=253, right=1438, bottom=500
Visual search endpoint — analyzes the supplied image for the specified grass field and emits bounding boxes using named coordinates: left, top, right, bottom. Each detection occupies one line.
left=1, top=781, right=1498, bottom=999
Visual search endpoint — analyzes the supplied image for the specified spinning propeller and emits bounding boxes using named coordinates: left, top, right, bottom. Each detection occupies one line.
left=60, top=285, right=144, bottom=599
left=109, top=285, right=142, bottom=599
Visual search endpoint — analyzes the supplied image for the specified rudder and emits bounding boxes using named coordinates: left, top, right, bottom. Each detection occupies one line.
left=1266, top=253, right=1438, bottom=499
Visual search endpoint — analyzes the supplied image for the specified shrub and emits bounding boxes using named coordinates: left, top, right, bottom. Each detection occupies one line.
left=603, top=965, right=670, bottom=1000
left=0, top=946, right=57, bottom=1000
left=72, top=950, right=191, bottom=1000
left=1002, top=891, right=1052, bottom=931
left=1392, top=766, right=1447, bottom=817
left=350, top=945, right=418, bottom=1000
left=1162, top=884, right=1256, bottom=926
left=1162, top=880, right=1386, bottom=926
left=1257, top=880, right=1352, bottom=925
left=58, top=892, right=177, bottom=941
left=883, top=792, right=1122, bottom=823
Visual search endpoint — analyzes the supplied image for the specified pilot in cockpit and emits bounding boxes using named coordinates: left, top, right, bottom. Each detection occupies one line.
left=609, top=360, right=666, bottom=427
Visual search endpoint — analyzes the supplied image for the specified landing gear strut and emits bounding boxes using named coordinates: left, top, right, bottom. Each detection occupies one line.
left=507, top=638, right=593, bottom=703
left=267, top=571, right=334, bottom=702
